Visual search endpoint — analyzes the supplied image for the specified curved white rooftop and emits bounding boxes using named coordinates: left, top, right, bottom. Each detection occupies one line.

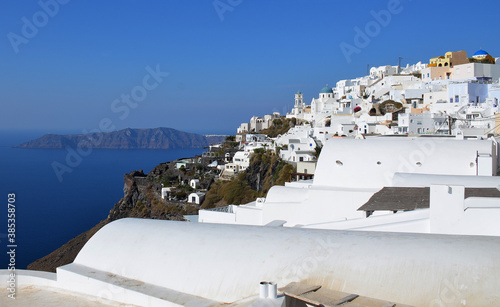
left=52, top=218, right=500, bottom=306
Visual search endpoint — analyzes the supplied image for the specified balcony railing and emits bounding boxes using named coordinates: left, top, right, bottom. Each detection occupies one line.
left=205, top=205, right=234, bottom=213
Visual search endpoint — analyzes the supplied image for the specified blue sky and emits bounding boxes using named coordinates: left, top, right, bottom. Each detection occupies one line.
left=1, top=0, right=498, bottom=135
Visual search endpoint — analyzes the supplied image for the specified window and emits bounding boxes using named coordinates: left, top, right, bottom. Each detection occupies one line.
left=450, top=98, right=453, bottom=103
left=455, top=95, right=459, bottom=103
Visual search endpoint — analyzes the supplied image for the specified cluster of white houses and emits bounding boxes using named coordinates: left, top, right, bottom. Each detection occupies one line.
left=232, top=49, right=500, bottom=172
left=285, top=49, right=500, bottom=135
left=4, top=49, right=500, bottom=306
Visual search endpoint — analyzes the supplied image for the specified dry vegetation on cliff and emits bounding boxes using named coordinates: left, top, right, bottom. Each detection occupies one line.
left=28, top=141, right=295, bottom=272
left=201, top=150, right=294, bottom=209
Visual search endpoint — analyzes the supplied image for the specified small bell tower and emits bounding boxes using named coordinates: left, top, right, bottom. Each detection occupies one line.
left=295, top=90, right=304, bottom=107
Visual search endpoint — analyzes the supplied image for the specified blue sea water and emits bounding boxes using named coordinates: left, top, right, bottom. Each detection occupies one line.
left=0, top=131, right=204, bottom=269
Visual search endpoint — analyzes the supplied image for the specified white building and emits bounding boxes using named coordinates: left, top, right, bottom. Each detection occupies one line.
left=223, top=151, right=251, bottom=177
left=189, top=179, right=200, bottom=189
left=447, top=81, right=489, bottom=105
left=396, top=110, right=448, bottom=135
left=370, top=64, right=398, bottom=78
left=453, top=62, right=500, bottom=81
left=275, top=125, right=312, bottom=146
left=200, top=137, right=500, bottom=230
left=310, top=85, right=353, bottom=126
left=188, top=192, right=205, bottom=204
left=236, top=122, right=249, bottom=134
left=275, top=125, right=318, bottom=163
left=400, top=61, right=427, bottom=75
left=232, top=151, right=250, bottom=170
left=245, top=134, right=267, bottom=143
left=279, top=139, right=316, bottom=163
left=161, top=187, right=173, bottom=200
left=237, top=113, right=281, bottom=135
left=286, top=90, right=306, bottom=118
left=295, top=161, right=316, bottom=180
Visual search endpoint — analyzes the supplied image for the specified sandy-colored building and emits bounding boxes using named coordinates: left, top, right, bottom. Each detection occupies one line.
left=429, top=50, right=468, bottom=68
left=453, top=62, right=500, bottom=80
left=421, top=66, right=452, bottom=81
left=423, top=50, right=469, bottom=81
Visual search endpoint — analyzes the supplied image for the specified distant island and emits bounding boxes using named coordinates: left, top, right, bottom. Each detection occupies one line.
left=15, top=127, right=227, bottom=149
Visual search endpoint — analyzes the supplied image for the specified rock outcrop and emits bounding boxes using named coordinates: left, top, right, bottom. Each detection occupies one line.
left=27, top=161, right=202, bottom=272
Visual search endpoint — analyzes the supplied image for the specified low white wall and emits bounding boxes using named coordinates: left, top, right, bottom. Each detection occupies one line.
left=0, top=269, right=56, bottom=288
left=263, top=187, right=375, bottom=226
left=304, top=209, right=430, bottom=233
left=430, top=185, right=500, bottom=236
left=392, top=172, right=500, bottom=187
left=198, top=210, right=235, bottom=224
left=234, top=206, right=263, bottom=225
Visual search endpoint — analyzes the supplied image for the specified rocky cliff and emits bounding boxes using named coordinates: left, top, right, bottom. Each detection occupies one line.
left=27, top=150, right=294, bottom=272
left=15, top=127, right=225, bottom=149
left=27, top=161, right=201, bottom=272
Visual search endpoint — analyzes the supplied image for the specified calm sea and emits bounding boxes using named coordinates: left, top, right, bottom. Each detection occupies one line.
left=0, top=131, right=204, bottom=269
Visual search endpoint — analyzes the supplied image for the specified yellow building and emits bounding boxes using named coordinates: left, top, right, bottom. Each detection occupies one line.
left=429, top=50, right=468, bottom=67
